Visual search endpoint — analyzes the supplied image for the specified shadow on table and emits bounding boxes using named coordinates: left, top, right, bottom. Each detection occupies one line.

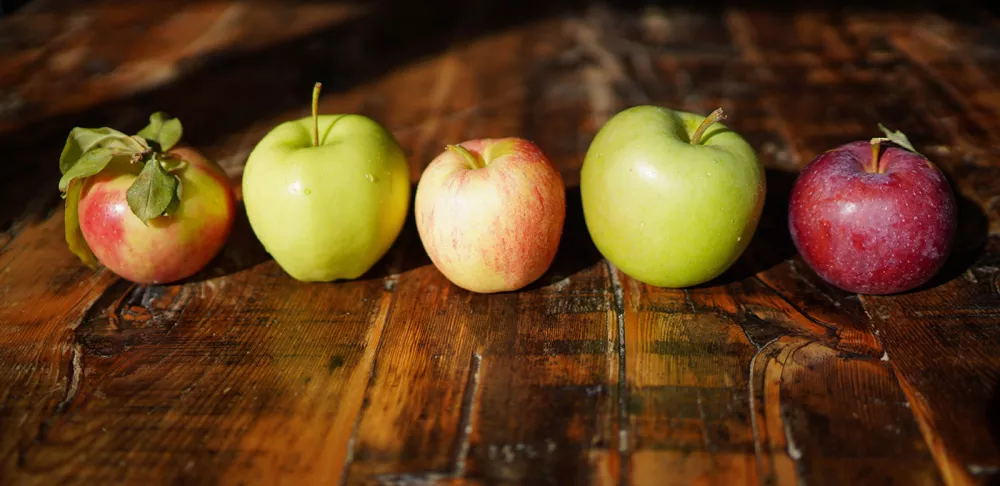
left=908, top=189, right=989, bottom=293
left=986, top=379, right=1000, bottom=480
left=693, top=167, right=799, bottom=288
left=355, top=184, right=432, bottom=282
left=989, top=380, right=1000, bottom=485
left=524, top=185, right=604, bottom=291
left=183, top=200, right=272, bottom=283
left=355, top=183, right=602, bottom=288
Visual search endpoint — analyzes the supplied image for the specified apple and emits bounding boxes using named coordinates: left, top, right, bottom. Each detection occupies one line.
left=78, top=147, right=235, bottom=283
left=59, top=112, right=236, bottom=284
left=788, top=125, right=957, bottom=294
left=415, top=138, right=565, bottom=293
left=580, top=106, right=765, bottom=287
left=242, top=83, right=410, bottom=281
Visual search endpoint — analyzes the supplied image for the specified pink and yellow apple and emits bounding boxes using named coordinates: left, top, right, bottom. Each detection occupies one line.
left=77, top=146, right=236, bottom=283
left=415, top=138, right=565, bottom=293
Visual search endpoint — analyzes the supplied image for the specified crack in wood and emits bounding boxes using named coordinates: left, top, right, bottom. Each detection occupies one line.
left=339, top=278, right=401, bottom=485
left=751, top=275, right=840, bottom=337
left=55, top=343, right=83, bottom=415
left=605, top=260, right=629, bottom=484
left=370, top=471, right=454, bottom=485
left=450, top=351, right=482, bottom=477
left=748, top=336, right=777, bottom=483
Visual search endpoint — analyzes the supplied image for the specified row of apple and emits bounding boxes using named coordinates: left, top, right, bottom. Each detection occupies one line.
left=59, top=83, right=956, bottom=295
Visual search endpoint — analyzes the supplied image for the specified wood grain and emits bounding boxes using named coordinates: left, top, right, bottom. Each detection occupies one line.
left=1, top=1, right=999, bottom=485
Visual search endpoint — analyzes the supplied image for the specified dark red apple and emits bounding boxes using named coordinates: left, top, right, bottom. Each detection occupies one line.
left=788, top=128, right=957, bottom=294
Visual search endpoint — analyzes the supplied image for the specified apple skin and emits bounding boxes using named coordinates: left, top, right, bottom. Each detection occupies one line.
left=243, top=114, right=410, bottom=282
left=415, top=138, right=565, bottom=293
left=788, top=141, right=957, bottom=294
left=77, top=146, right=236, bottom=284
left=580, top=105, right=765, bottom=287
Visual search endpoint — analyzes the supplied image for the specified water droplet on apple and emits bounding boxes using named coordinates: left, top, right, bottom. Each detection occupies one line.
left=365, top=173, right=375, bottom=182
left=304, top=188, right=312, bottom=195
left=736, top=236, right=742, bottom=242
left=706, top=172, right=712, bottom=177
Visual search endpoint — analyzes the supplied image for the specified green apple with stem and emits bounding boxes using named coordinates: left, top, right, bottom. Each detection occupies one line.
left=242, top=83, right=410, bottom=281
left=580, top=105, right=765, bottom=287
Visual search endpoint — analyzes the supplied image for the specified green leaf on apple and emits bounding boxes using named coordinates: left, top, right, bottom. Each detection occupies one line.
left=877, top=123, right=922, bottom=157
left=160, top=155, right=186, bottom=215
left=59, top=126, right=139, bottom=175
left=58, top=148, right=118, bottom=192
left=126, top=153, right=180, bottom=225
left=63, top=179, right=99, bottom=269
left=136, top=112, right=183, bottom=152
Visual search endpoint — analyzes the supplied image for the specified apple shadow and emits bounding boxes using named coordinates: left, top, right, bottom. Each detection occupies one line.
left=904, top=188, right=989, bottom=294
left=359, top=183, right=602, bottom=288
left=988, top=380, right=1000, bottom=485
left=524, top=185, right=604, bottom=291
left=181, top=199, right=272, bottom=283
left=692, top=167, right=800, bottom=288
left=185, top=181, right=434, bottom=286
left=354, top=183, right=431, bottom=282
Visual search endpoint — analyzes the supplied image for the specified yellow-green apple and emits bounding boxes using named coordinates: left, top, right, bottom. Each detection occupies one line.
left=788, top=124, right=956, bottom=294
left=59, top=113, right=236, bottom=284
left=242, top=83, right=410, bottom=281
left=580, top=106, right=765, bottom=287
left=415, top=138, right=565, bottom=293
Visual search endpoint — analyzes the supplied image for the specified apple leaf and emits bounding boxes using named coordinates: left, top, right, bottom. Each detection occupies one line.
left=136, top=112, right=183, bottom=151
left=64, top=179, right=99, bottom=268
left=59, top=126, right=139, bottom=175
left=126, top=154, right=179, bottom=225
left=877, top=123, right=923, bottom=157
left=58, top=148, right=119, bottom=193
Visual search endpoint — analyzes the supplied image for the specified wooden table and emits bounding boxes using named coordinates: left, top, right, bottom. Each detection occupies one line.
left=1, top=1, right=998, bottom=484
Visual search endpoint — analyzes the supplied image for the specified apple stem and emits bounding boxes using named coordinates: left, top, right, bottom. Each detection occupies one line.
left=690, top=108, right=727, bottom=145
left=312, top=82, right=322, bottom=147
left=446, top=144, right=483, bottom=170
left=869, top=137, right=890, bottom=173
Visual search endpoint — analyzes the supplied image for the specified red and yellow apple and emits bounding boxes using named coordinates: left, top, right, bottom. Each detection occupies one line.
left=415, top=138, right=565, bottom=293
left=59, top=112, right=236, bottom=284
left=77, top=146, right=235, bottom=283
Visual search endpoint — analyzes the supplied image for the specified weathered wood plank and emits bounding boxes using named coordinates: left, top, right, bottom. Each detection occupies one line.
left=0, top=14, right=406, bottom=480
left=0, top=2, right=359, bottom=134
left=612, top=7, right=944, bottom=485
left=344, top=17, right=619, bottom=485
left=1, top=2, right=1000, bottom=485
left=4, top=199, right=403, bottom=486
left=843, top=12, right=1000, bottom=485
left=0, top=214, right=116, bottom=482
left=732, top=8, right=998, bottom=485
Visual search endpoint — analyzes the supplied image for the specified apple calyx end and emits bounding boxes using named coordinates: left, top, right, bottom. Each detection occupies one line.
left=690, top=108, right=727, bottom=145
left=446, top=144, right=484, bottom=170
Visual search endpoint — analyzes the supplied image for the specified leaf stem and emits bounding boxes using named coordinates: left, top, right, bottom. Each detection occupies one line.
left=312, top=82, right=322, bottom=147
left=690, top=108, right=727, bottom=145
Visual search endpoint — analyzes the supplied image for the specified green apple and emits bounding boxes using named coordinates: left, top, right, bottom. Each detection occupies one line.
left=242, top=83, right=410, bottom=281
left=580, top=105, right=765, bottom=287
